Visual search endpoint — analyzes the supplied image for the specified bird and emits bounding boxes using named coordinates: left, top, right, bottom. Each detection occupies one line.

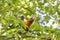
left=20, top=15, right=34, bottom=31
left=25, top=17, right=34, bottom=31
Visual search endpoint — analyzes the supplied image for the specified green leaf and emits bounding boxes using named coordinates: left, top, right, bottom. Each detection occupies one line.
left=30, top=21, right=41, bottom=31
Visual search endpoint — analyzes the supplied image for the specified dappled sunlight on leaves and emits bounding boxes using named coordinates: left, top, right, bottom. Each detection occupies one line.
left=0, top=0, right=59, bottom=40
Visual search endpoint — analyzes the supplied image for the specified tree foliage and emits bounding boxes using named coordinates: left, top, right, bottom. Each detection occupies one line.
left=0, top=0, right=59, bottom=40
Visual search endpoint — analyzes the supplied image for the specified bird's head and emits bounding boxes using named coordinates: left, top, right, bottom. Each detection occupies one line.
left=29, top=17, right=34, bottom=23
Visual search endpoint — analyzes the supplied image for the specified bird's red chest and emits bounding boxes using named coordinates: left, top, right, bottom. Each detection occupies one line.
left=26, top=21, right=31, bottom=28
